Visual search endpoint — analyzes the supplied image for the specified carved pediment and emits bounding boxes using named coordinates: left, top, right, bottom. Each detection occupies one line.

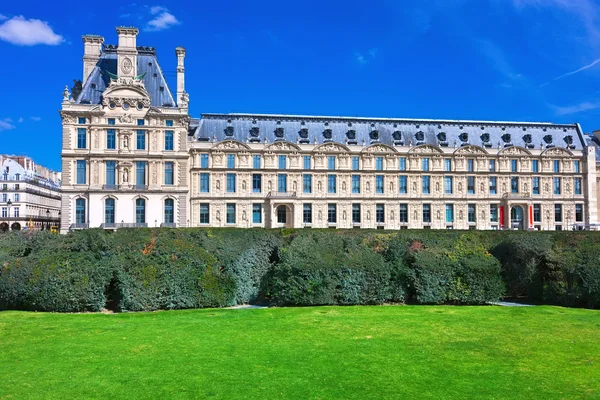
left=313, top=142, right=350, bottom=153
left=454, top=145, right=488, bottom=155
left=541, top=147, right=573, bottom=157
left=362, top=143, right=397, bottom=153
left=408, top=144, right=443, bottom=154
left=265, top=141, right=302, bottom=152
left=101, top=78, right=151, bottom=108
left=212, top=140, right=251, bottom=151
left=498, top=146, right=531, bottom=156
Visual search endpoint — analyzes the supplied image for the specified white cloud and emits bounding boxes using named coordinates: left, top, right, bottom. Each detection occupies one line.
left=0, top=14, right=7, bottom=21
left=354, top=48, right=379, bottom=66
left=541, top=58, right=600, bottom=87
left=0, top=119, right=16, bottom=131
left=18, top=117, right=23, bottom=123
left=552, top=101, right=600, bottom=115
left=0, top=16, right=63, bottom=46
left=145, top=6, right=180, bottom=31
left=30, top=116, right=41, bottom=122
left=4, top=117, right=12, bottom=123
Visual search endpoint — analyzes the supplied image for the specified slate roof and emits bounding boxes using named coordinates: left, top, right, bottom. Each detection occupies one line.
left=76, top=46, right=176, bottom=107
left=193, top=113, right=586, bottom=151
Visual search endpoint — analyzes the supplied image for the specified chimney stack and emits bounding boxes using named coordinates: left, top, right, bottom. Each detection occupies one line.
left=116, top=27, right=139, bottom=79
left=82, top=35, right=104, bottom=83
left=176, top=47, right=186, bottom=107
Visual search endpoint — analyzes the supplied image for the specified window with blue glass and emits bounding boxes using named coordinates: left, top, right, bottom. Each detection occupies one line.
left=226, top=173, right=236, bottom=192
left=107, top=118, right=115, bottom=125
left=76, top=160, right=86, bottom=184
left=399, top=176, right=407, bottom=194
left=77, top=128, right=87, bottom=149
left=375, top=157, right=383, bottom=171
left=200, top=173, right=210, bottom=193
left=511, top=177, right=519, bottom=193
left=422, top=158, right=430, bottom=172
left=252, top=204, right=262, bottom=224
left=352, top=156, right=359, bottom=171
left=554, top=177, right=561, bottom=195
left=574, top=160, right=580, bottom=173
left=279, top=155, right=287, bottom=170
left=422, top=175, right=430, bottom=194
left=467, top=176, right=475, bottom=194
left=303, top=174, right=312, bottom=193
left=328, top=175, right=337, bottom=193
left=303, top=204, right=312, bottom=224
left=555, top=204, right=562, bottom=223
left=136, top=130, right=145, bottom=150
left=532, top=160, right=539, bottom=173
left=352, top=175, right=360, bottom=194
left=106, top=161, right=116, bottom=186
left=105, top=198, right=115, bottom=224
left=13, top=194, right=19, bottom=202
left=252, top=174, right=262, bottom=193
left=376, top=204, right=385, bottom=223
left=489, top=176, right=497, bottom=194
left=444, top=176, right=453, bottom=194
left=468, top=204, right=476, bottom=223
left=136, top=161, right=146, bottom=186
left=328, top=156, right=336, bottom=170
left=490, top=204, right=499, bottom=222
left=352, top=204, right=361, bottom=224
left=137, top=119, right=144, bottom=126
left=199, top=204, right=210, bottom=224
left=164, top=199, right=174, bottom=224
left=489, top=159, right=496, bottom=172
left=75, top=198, right=86, bottom=224
left=253, top=155, right=261, bottom=169
left=467, top=159, right=474, bottom=172
left=376, top=175, right=384, bottom=194
left=166, top=120, right=173, bottom=127
left=576, top=204, right=584, bottom=222
left=400, top=204, right=408, bottom=223
left=511, top=159, right=518, bottom=172
left=532, top=177, right=540, bottom=195
left=165, top=130, right=174, bottom=150
left=328, top=204, right=337, bottom=223
left=445, top=204, right=454, bottom=223
left=227, top=154, right=235, bottom=169
left=278, top=174, right=287, bottom=192
left=135, top=198, right=146, bottom=224
left=303, top=156, right=311, bottom=170
left=78, top=117, right=86, bottom=124
left=226, top=204, right=236, bottom=224
left=575, top=177, right=582, bottom=195
left=107, top=129, right=116, bottom=149
left=164, top=162, right=174, bottom=185
left=422, top=204, right=431, bottom=223
left=399, top=157, right=407, bottom=171
left=200, top=154, right=209, bottom=168
left=553, top=160, right=560, bottom=173
left=444, top=159, right=452, bottom=171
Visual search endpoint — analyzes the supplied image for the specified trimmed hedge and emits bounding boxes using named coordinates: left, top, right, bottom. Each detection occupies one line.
left=1, top=228, right=600, bottom=312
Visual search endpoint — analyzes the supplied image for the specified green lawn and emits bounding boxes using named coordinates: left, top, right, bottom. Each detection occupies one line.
left=1, top=306, right=599, bottom=399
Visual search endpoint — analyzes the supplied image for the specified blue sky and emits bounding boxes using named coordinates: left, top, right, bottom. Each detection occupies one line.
left=1, top=0, right=600, bottom=170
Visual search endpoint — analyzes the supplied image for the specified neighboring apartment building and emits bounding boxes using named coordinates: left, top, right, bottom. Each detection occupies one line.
left=0, top=155, right=61, bottom=231
left=60, top=27, right=598, bottom=232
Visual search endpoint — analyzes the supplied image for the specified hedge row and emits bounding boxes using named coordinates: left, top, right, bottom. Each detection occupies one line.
left=1, top=228, right=599, bottom=312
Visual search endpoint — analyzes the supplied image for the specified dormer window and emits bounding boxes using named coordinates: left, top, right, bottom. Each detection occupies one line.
left=347, top=129, right=356, bottom=140
left=323, top=129, right=333, bottom=140
left=415, top=131, right=424, bottom=142
left=459, top=132, right=468, bottom=143
left=275, top=127, right=284, bottom=138
left=564, top=135, right=575, bottom=149
left=393, top=131, right=402, bottom=141
left=225, top=126, right=234, bottom=136
left=501, top=133, right=512, bottom=145
left=299, top=128, right=309, bottom=138
left=543, top=134, right=553, bottom=144
left=250, top=127, right=259, bottom=137
left=523, top=134, right=534, bottom=149
left=370, top=130, right=379, bottom=141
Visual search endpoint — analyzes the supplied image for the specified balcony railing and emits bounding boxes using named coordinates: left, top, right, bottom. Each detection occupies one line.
left=267, top=191, right=297, bottom=199
left=69, top=223, right=89, bottom=230
left=502, top=192, right=531, bottom=200
left=102, top=184, right=119, bottom=190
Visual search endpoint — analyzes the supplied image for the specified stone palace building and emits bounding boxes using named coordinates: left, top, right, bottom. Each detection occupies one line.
left=59, top=27, right=599, bottom=232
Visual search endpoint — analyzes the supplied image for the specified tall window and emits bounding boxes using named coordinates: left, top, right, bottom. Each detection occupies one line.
left=533, top=204, right=541, bottom=223
left=532, top=177, right=540, bottom=195
left=554, top=204, right=562, bottom=222
left=75, top=198, right=86, bottom=224
left=467, top=159, right=474, bottom=172
left=76, top=160, right=86, bottom=184
left=376, top=175, right=384, bottom=194
left=511, top=159, right=518, bottom=172
left=137, top=119, right=145, bottom=126
left=444, top=176, right=453, bottom=194
left=164, top=199, right=174, bottom=224
left=165, top=130, right=174, bottom=151
left=227, top=154, right=235, bottom=169
left=106, top=161, right=116, bottom=186
left=352, top=204, right=361, bottom=223
left=13, top=194, right=19, bottom=202
left=136, top=161, right=146, bottom=187
left=352, top=175, right=361, bottom=194
left=532, top=160, right=539, bottom=173
left=489, top=159, right=496, bottom=172
left=226, top=173, right=236, bottom=193
left=1, top=208, right=6, bottom=218
left=107, top=129, right=116, bottom=150
left=164, top=162, right=174, bottom=185
left=136, top=130, right=145, bottom=150
left=444, top=159, right=452, bottom=171
left=252, top=174, right=262, bottom=193
left=200, top=173, right=210, bottom=193
left=200, top=154, right=209, bottom=168
left=279, top=155, right=287, bottom=170
left=467, top=176, right=475, bottom=194
left=575, top=204, right=584, bottom=222
left=253, top=155, right=261, bottom=169
left=328, top=204, right=337, bottom=224
left=226, top=204, right=236, bottom=224
left=445, top=204, right=454, bottom=223
left=199, top=204, right=210, bottom=224
left=352, top=156, right=359, bottom=171
left=303, top=174, right=312, bottom=193
left=303, top=156, right=311, bottom=170
left=574, top=160, right=580, bottom=173
left=376, top=204, right=385, bottom=223
left=575, top=178, right=582, bottom=195
left=13, top=208, right=19, bottom=218
left=77, top=128, right=87, bottom=149
left=399, top=157, right=407, bottom=171
left=422, top=158, right=430, bottom=172
left=253, top=204, right=262, bottom=224
left=399, top=176, right=407, bottom=194
left=328, top=175, right=337, bottom=194
left=422, top=204, right=431, bottom=223
left=422, top=176, right=430, bottom=194
left=489, top=176, right=497, bottom=195
left=399, top=204, right=408, bottom=223
left=303, top=204, right=312, bottom=224
left=107, top=118, right=115, bottom=125
left=328, top=156, right=336, bottom=170
left=468, top=204, right=476, bottom=223
left=375, top=157, right=383, bottom=171
left=166, top=120, right=173, bottom=127
left=490, top=204, right=498, bottom=222
left=553, top=177, right=561, bottom=195
left=553, top=160, right=560, bottom=173
left=135, top=198, right=146, bottom=224
left=278, top=174, right=287, bottom=192
left=511, top=177, right=519, bottom=193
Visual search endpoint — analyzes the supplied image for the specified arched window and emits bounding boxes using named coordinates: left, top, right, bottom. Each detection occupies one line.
left=164, top=198, right=174, bottom=224
left=75, top=198, right=86, bottom=224
left=277, top=205, right=287, bottom=224
left=105, top=198, right=115, bottom=224
left=136, top=198, right=146, bottom=224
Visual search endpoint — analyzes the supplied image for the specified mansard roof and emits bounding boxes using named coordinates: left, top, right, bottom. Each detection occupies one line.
left=75, top=46, right=176, bottom=108
left=193, top=113, right=586, bottom=151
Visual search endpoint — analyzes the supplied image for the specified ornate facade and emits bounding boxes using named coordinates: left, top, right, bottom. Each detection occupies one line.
left=61, top=27, right=598, bottom=232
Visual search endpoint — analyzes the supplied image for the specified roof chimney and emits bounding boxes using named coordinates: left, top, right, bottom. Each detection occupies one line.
left=176, top=47, right=186, bottom=108
left=116, top=27, right=139, bottom=78
left=82, top=35, right=104, bottom=83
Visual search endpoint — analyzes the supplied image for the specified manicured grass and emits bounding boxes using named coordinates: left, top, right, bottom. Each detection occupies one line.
left=1, top=306, right=599, bottom=399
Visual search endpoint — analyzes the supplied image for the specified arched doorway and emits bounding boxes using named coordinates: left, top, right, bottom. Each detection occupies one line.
left=275, top=204, right=293, bottom=228
left=0, top=222, right=8, bottom=232
left=11, top=222, right=21, bottom=231
left=511, top=206, right=524, bottom=230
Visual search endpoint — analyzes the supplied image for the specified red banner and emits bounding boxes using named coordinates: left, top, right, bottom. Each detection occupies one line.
left=529, top=205, right=533, bottom=228
left=500, top=206, right=505, bottom=229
